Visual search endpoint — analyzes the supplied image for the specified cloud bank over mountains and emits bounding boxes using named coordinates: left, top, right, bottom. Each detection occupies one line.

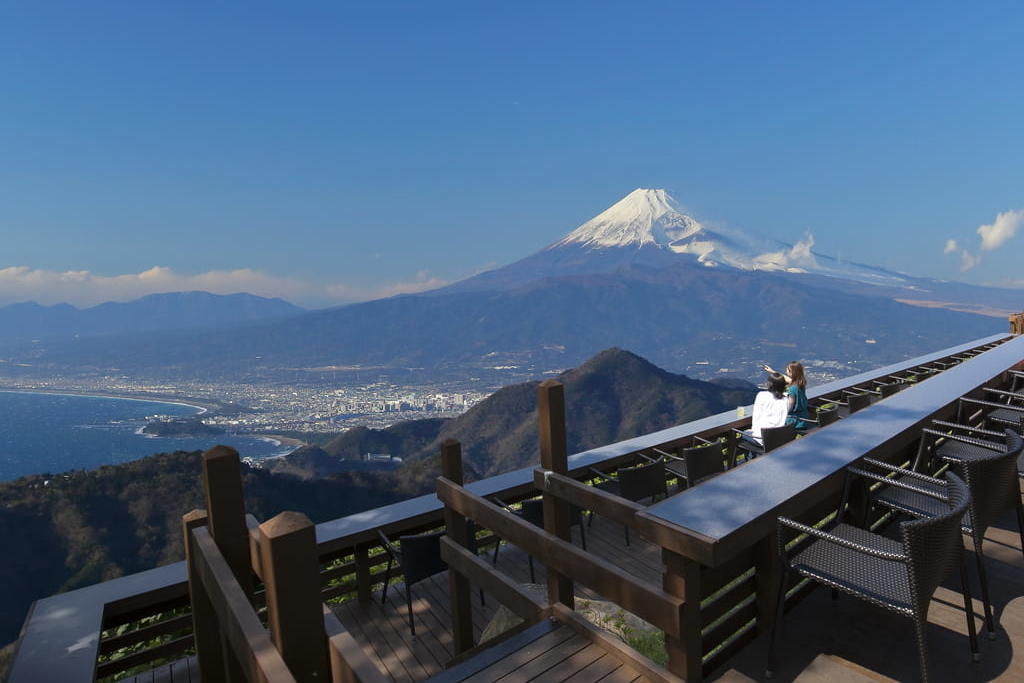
left=3, top=192, right=1021, bottom=309
left=0, top=266, right=451, bottom=309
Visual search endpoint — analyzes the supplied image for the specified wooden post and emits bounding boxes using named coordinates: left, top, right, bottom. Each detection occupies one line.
left=183, top=509, right=228, bottom=682
left=537, top=380, right=574, bottom=608
left=663, top=548, right=704, bottom=683
left=754, top=535, right=781, bottom=635
left=1010, top=311, right=1024, bottom=335
left=202, top=445, right=253, bottom=596
left=259, top=511, right=329, bottom=682
left=354, top=545, right=372, bottom=603
left=440, top=439, right=474, bottom=654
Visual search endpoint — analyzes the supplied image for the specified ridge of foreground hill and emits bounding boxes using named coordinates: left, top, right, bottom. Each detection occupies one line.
left=266, top=347, right=757, bottom=480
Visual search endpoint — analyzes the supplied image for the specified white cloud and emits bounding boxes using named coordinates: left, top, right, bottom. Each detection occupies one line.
left=943, top=239, right=959, bottom=254
left=752, top=233, right=818, bottom=271
left=960, top=250, right=981, bottom=271
left=977, top=208, right=1024, bottom=251
left=321, top=271, right=452, bottom=302
left=0, top=265, right=448, bottom=309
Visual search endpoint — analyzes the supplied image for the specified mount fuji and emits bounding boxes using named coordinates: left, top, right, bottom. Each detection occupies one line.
left=550, top=188, right=908, bottom=283
left=442, top=188, right=1017, bottom=317
left=3, top=189, right=1015, bottom=384
left=447, top=189, right=915, bottom=291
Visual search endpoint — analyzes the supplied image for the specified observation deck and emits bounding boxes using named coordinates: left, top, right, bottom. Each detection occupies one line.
left=8, top=322, right=1024, bottom=683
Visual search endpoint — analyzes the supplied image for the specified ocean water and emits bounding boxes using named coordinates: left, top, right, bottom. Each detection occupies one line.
left=0, top=391, right=294, bottom=482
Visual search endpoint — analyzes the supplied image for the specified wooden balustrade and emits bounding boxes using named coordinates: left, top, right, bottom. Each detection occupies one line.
left=181, top=445, right=387, bottom=683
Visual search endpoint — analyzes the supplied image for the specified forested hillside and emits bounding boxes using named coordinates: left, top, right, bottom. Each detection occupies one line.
left=0, top=450, right=409, bottom=647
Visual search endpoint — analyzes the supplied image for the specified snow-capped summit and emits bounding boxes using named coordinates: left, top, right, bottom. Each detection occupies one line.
left=552, top=189, right=704, bottom=250
left=546, top=188, right=909, bottom=285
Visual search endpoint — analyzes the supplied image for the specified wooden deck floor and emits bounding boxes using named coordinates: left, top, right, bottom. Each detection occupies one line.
left=331, top=513, right=668, bottom=683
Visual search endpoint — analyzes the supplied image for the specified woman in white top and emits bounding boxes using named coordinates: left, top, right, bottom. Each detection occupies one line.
left=747, top=372, right=790, bottom=443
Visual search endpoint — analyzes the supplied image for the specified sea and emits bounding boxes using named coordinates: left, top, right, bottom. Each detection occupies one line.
left=0, top=391, right=296, bottom=482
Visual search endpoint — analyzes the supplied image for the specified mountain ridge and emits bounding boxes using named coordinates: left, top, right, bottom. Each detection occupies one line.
left=0, top=189, right=1017, bottom=384
left=0, top=291, right=305, bottom=345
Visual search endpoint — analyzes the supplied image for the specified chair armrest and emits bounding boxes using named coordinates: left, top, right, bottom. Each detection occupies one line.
left=983, top=387, right=1024, bottom=402
left=777, top=517, right=908, bottom=562
left=960, top=397, right=1024, bottom=412
left=635, top=451, right=658, bottom=464
left=693, top=435, right=716, bottom=445
left=655, top=450, right=685, bottom=462
left=377, top=530, right=401, bottom=560
left=931, top=419, right=1004, bottom=439
left=491, top=497, right=515, bottom=513
left=920, top=427, right=1005, bottom=452
left=850, top=463, right=950, bottom=504
left=588, top=467, right=613, bottom=482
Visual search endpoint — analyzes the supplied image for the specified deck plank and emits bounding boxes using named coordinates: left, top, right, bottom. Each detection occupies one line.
left=462, top=626, right=579, bottom=682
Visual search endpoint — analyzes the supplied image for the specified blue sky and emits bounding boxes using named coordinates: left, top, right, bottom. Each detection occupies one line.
left=2, top=1, right=1022, bottom=309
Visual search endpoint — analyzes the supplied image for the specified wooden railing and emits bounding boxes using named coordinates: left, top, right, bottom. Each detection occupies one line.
left=182, top=445, right=390, bottom=683
left=7, top=332, right=1016, bottom=682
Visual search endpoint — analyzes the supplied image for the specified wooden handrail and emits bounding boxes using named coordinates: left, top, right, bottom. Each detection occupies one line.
left=534, top=468, right=644, bottom=527
left=436, top=476, right=685, bottom=638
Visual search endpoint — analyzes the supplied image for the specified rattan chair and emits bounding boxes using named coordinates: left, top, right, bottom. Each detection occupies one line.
left=837, top=389, right=872, bottom=415
left=656, top=442, right=727, bottom=491
left=733, top=423, right=797, bottom=464
left=864, top=428, right=1023, bottom=638
left=798, top=404, right=840, bottom=433
left=378, top=529, right=447, bottom=637
left=917, top=419, right=1023, bottom=477
left=588, top=456, right=667, bottom=545
left=873, top=380, right=901, bottom=398
left=767, top=471, right=977, bottom=683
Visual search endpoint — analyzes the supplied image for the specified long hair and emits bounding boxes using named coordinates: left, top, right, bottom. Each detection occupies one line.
left=786, top=361, right=807, bottom=389
left=766, top=372, right=788, bottom=399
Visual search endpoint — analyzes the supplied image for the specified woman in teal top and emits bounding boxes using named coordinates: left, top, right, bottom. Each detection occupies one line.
left=764, top=361, right=809, bottom=429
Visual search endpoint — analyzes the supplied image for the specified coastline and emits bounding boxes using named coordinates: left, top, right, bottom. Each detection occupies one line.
left=0, top=386, right=223, bottom=414
left=256, top=434, right=307, bottom=448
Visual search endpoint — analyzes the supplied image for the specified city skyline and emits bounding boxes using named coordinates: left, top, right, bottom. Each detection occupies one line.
left=3, top=2, right=1023, bottom=309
